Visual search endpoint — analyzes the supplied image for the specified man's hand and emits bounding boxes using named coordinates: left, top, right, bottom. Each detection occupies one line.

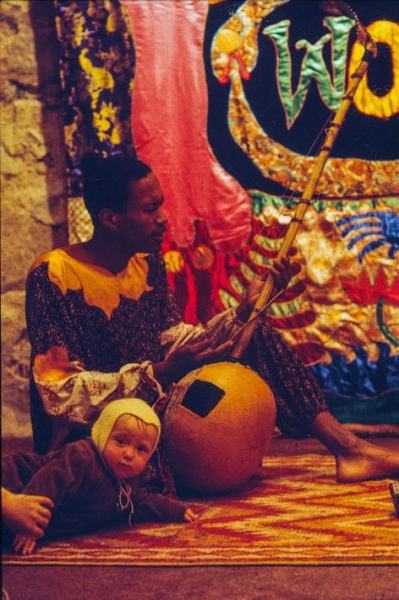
left=153, top=337, right=233, bottom=388
left=237, top=257, right=296, bottom=323
left=2, top=488, right=54, bottom=538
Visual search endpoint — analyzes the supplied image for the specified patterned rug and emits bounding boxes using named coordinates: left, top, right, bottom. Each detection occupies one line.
left=3, top=454, right=398, bottom=566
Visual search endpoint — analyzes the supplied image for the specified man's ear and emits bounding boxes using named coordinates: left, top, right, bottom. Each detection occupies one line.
left=98, top=208, right=121, bottom=231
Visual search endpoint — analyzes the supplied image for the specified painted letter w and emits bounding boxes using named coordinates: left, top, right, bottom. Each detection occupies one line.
left=263, top=16, right=354, bottom=129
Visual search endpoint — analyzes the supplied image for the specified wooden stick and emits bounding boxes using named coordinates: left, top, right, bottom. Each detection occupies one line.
left=231, top=36, right=376, bottom=360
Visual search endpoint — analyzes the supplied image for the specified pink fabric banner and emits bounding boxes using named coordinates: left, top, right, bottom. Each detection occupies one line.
left=123, top=0, right=251, bottom=251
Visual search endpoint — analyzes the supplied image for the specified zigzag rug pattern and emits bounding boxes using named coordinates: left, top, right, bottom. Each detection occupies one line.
left=3, top=454, right=398, bottom=566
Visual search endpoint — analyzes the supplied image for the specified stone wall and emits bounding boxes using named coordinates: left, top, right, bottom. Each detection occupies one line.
left=1, top=0, right=67, bottom=438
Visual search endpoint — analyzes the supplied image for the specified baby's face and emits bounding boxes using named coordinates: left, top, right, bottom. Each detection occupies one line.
left=102, top=414, right=158, bottom=479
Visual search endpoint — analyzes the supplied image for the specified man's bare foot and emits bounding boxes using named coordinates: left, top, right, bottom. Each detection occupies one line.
left=310, top=411, right=399, bottom=482
left=2, top=488, right=54, bottom=537
left=335, top=440, right=399, bottom=483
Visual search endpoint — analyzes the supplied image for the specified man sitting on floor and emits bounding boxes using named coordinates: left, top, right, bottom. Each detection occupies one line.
left=25, top=154, right=399, bottom=485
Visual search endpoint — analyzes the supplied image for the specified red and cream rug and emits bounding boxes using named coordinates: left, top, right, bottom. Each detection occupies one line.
left=3, top=454, right=398, bottom=566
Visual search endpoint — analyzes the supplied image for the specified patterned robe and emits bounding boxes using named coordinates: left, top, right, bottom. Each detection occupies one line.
left=26, top=248, right=327, bottom=458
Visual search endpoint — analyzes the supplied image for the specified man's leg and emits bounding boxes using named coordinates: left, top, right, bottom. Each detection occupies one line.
left=248, top=319, right=399, bottom=482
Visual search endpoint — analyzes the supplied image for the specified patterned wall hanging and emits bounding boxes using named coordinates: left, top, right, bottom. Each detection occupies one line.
left=54, top=0, right=399, bottom=426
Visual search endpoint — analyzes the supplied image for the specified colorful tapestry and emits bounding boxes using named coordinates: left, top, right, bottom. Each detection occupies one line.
left=3, top=453, right=398, bottom=565
left=54, top=0, right=134, bottom=196
left=54, top=0, right=399, bottom=424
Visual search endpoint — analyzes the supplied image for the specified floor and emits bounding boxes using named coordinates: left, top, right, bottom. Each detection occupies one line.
left=2, top=436, right=399, bottom=600
left=3, top=565, right=399, bottom=600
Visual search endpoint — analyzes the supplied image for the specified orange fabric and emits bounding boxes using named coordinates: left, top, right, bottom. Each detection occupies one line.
left=33, top=346, right=82, bottom=383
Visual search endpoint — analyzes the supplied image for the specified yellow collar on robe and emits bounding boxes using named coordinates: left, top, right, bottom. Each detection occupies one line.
left=31, top=249, right=153, bottom=319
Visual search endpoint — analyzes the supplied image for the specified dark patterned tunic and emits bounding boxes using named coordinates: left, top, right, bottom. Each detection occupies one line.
left=26, top=248, right=327, bottom=456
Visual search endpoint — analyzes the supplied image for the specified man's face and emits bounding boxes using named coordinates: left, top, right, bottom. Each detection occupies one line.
left=116, top=172, right=167, bottom=254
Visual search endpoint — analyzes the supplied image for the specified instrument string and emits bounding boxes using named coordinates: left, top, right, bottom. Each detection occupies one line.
left=230, top=287, right=286, bottom=346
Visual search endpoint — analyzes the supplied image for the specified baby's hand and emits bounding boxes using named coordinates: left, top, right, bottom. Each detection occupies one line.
left=184, top=508, right=198, bottom=522
left=13, top=533, right=37, bottom=556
